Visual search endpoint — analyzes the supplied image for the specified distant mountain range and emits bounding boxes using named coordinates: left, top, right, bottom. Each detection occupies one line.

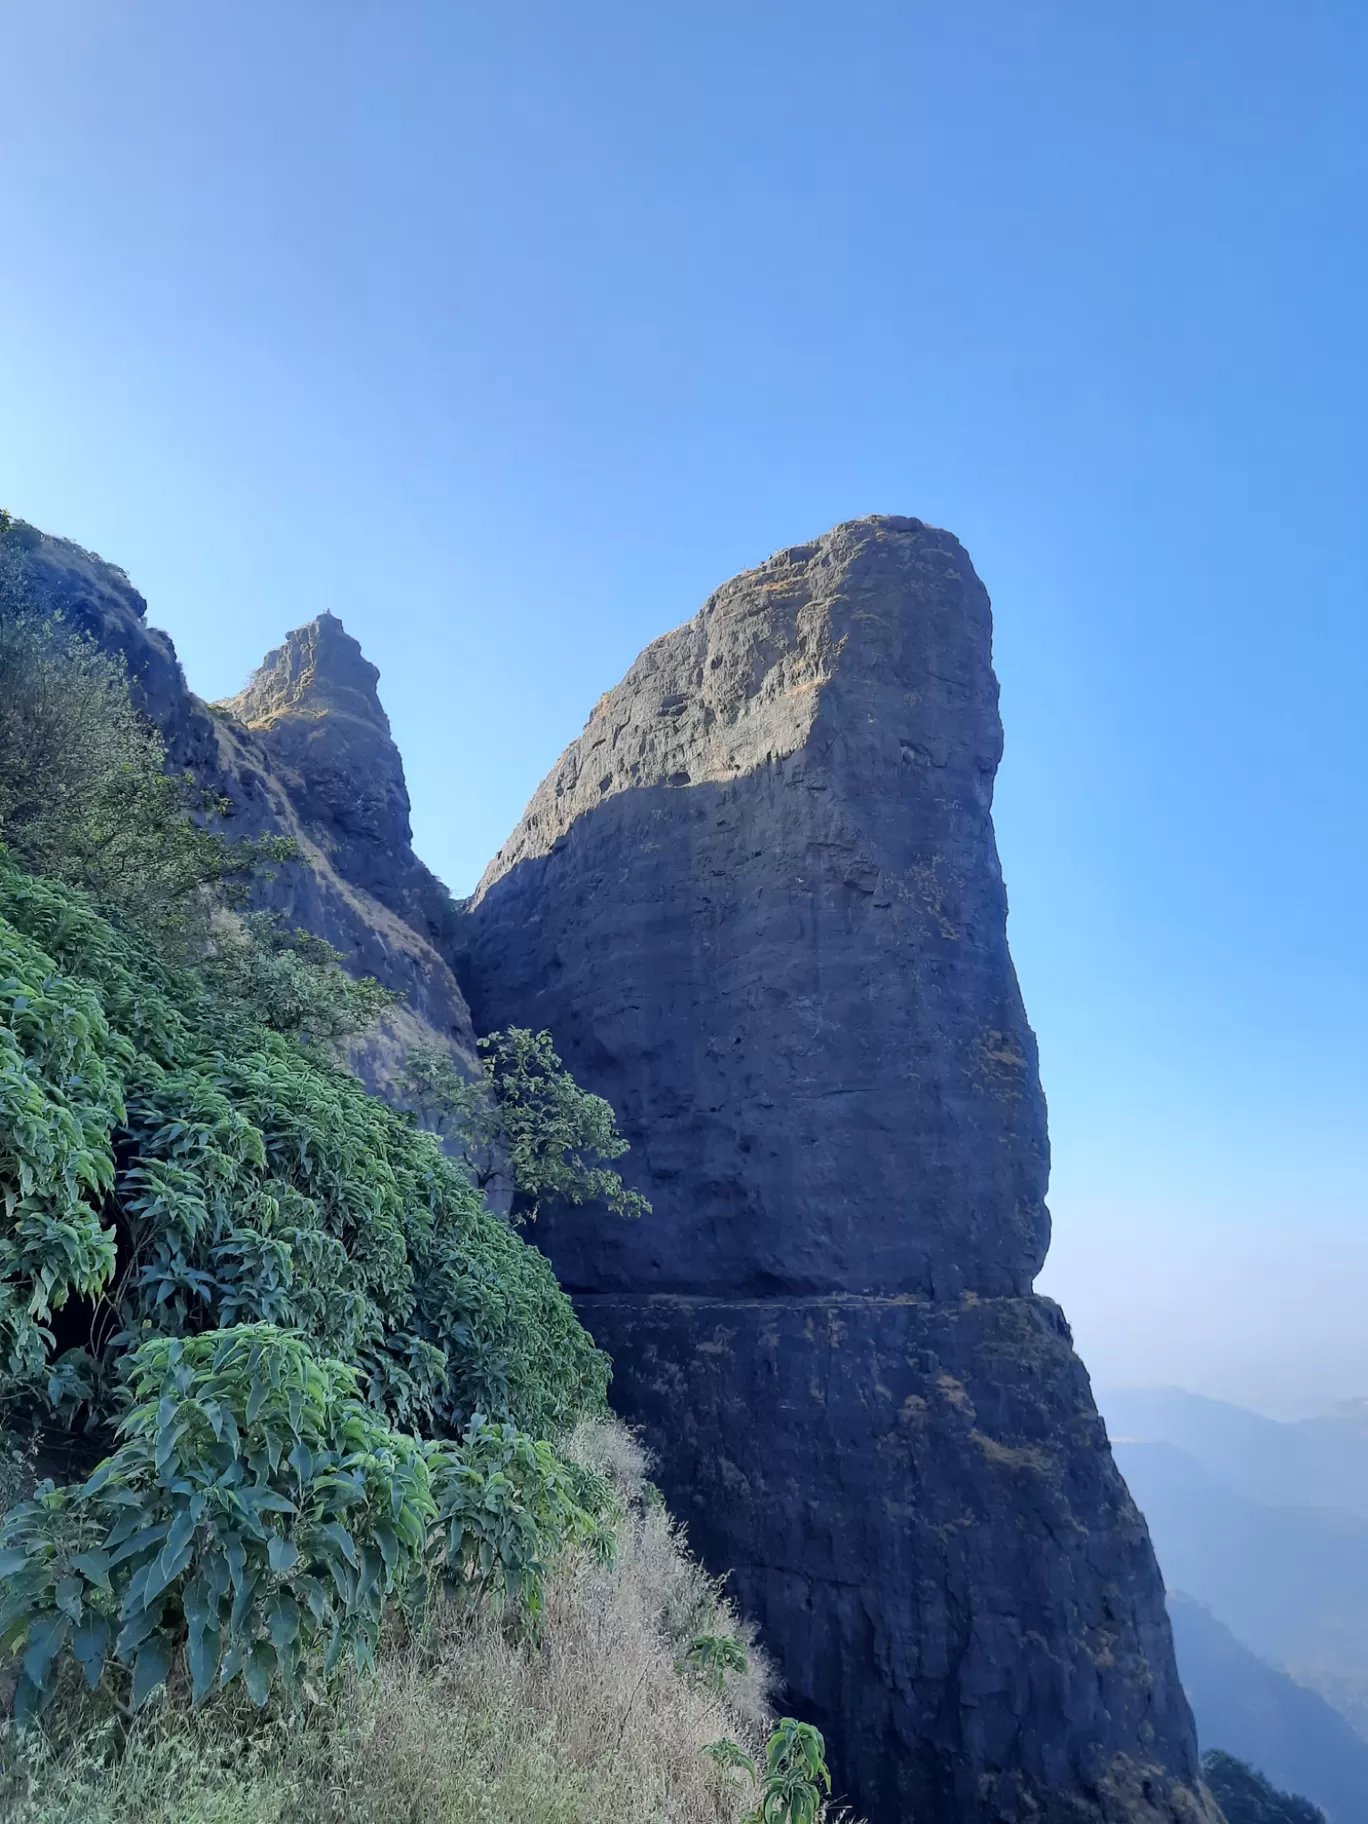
left=1105, top=1387, right=1368, bottom=1519
left=1099, top=1387, right=1368, bottom=1822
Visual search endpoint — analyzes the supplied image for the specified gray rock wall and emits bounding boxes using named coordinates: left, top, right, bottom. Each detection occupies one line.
left=460, top=518, right=1214, bottom=1823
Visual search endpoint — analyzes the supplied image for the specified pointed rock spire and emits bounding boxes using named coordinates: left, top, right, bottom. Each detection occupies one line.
left=218, top=612, right=392, bottom=736
left=219, top=614, right=414, bottom=898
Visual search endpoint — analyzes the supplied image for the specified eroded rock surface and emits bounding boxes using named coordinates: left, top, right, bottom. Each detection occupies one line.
left=461, top=517, right=1214, bottom=1823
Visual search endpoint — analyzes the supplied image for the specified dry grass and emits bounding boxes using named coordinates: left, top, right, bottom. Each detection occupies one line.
left=0, top=1417, right=777, bottom=1824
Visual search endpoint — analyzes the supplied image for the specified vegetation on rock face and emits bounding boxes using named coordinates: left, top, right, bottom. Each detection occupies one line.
left=0, top=527, right=294, bottom=955
left=401, top=1028, right=651, bottom=1221
left=0, top=576, right=612, bottom=1722
left=1202, top=1751, right=1327, bottom=1824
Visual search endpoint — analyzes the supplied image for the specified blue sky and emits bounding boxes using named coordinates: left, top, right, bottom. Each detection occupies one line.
left=2, top=1, right=1365, bottom=1414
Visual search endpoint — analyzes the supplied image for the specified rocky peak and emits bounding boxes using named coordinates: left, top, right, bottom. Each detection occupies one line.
left=216, top=612, right=392, bottom=738
left=460, top=515, right=1215, bottom=1824
left=218, top=614, right=417, bottom=906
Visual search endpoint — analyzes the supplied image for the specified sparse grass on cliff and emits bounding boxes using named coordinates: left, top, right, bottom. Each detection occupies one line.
left=0, top=1418, right=778, bottom=1824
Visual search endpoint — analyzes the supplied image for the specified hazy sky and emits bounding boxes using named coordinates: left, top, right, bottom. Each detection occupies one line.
left=2, top=2, right=1365, bottom=1417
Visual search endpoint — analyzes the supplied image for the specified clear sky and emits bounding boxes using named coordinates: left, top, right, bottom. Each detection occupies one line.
left=2, top=1, right=1365, bottom=1417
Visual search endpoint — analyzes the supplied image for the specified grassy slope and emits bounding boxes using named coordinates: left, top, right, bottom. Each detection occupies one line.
left=2, top=1418, right=776, bottom=1824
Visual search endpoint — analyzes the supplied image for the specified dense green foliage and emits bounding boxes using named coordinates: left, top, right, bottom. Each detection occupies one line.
left=0, top=1328, right=610, bottom=1718
left=1, top=1414, right=777, bottom=1824
left=401, top=1028, right=650, bottom=1221
left=431, top=1415, right=615, bottom=1630
left=0, top=586, right=625, bottom=1725
left=1203, top=1752, right=1326, bottom=1824
left=204, top=915, right=401, bottom=1049
left=0, top=858, right=608, bottom=1437
left=701, top=1720, right=833, bottom=1824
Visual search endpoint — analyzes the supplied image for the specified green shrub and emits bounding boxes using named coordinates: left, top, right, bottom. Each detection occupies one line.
left=430, top=1416, right=615, bottom=1631
left=0, top=1327, right=610, bottom=1718
left=685, top=1631, right=749, bottom=1696
left=0, top=1417, right=779, bottom=1823
left=0, top=1327, right=435, bottom=1718
left=744, top=1720, right=832, bottom=1824
left=202, top=915, right=399, bottom=1050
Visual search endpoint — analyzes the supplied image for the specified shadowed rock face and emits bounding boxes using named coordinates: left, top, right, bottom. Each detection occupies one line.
left=461, top=517, right=1214, bottom=1823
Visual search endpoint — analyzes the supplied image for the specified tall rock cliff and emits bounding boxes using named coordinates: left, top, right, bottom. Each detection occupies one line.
left=460, top=517, right=1213, bottom=1823
left=7, top=521, right=480, bottom=1090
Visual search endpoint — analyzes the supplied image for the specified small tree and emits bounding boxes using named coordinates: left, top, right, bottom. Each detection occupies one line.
left=400, top=1028, right=650, bottom=1222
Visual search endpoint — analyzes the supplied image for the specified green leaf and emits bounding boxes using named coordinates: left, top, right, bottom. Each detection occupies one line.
left=318, top=1520, right=356, bottom=1567
left=245, top=1375, right=267, bottom=1426
left=224, top=1533, right=247, bottom=1591
left=71, top=1548, right=113, bottom=1590
left=109, top=1520, right=171, bottom=1568
left=131, top=1633, right=174, bottom=1708
left=242, top=1486, right=295, bottom=1516
left=54, top=1576, right=84, bottom=1621
left=72, top=1614, right=111, bottom=1690
left=164, top=1507, right=196, bottom=1561
left=244, top=1639, right=276, bottom=1707
left=142, top=1534, right=194, bottom=1606
left=23, top=1613, right=70, bottom=1689
left=188, top=1616, right=221, bottom=1704
left=267, top=1591, right=300, bottom=1651
left=229, top=1571, right=260, bottom=1637
left=267, top=1534, right=299, bottom=1575
left=374, top=1523, right=398, bottom=1575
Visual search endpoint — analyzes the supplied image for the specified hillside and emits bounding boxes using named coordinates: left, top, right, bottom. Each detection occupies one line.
left=1108, top=1402, right=1368, bottom=1741
left=1169, top=1595, right=1368, bottom=1823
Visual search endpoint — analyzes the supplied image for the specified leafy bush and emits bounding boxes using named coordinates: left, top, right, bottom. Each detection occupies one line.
left=0, top=918, right=122, bottom=1411
left=0, top=1420, right=780, bottom=1824
left=401, top=1027, right=650, bottom=1221
left=0, top=859, right=608, bottom=1436
left=203, top=915, right=399, bottom=1050
left=685, top=1631, right=749, bottom=1696
left=0, top=1328, right=434, bottom=1717
left=0, top=1326, right=610, bottom=1718
left=743, top=1720, right=832, bottom=1824
left=430, top=1416, right=615, bottom=1631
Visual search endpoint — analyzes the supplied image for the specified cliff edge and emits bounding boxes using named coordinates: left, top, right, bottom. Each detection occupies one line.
left=460, top=517, right=1214, bottom=1824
